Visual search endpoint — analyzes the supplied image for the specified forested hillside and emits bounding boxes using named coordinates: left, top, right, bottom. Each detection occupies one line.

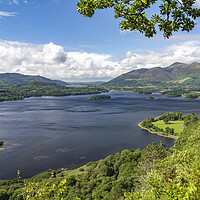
left=0, top=113, right=199, bottom=199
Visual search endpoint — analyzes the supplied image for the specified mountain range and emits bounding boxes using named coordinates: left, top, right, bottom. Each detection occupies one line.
left=1, top=62, right=200, bottom=89
left=0, top=73, right=69, bottom=88
left=104, top=62, right=200, bottom=87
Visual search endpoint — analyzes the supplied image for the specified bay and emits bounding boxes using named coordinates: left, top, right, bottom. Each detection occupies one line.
left=0, top=91, right=199, bottom=179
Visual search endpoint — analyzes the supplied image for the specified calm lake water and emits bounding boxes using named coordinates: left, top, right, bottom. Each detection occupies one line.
left=0, top=91, right=200, bottom=179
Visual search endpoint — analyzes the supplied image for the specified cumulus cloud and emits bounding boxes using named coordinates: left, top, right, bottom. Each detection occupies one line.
left=119, top=41, right=200, bottom=70
left=0, top=40, right=200, bottom=81
left=0, top=11, right=17, bottom=18
left=0, top=40, right=123, bottom=81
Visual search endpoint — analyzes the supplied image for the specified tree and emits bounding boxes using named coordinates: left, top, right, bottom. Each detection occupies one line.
left=163, top=117, right=169, bottom=124
left=147, top=116, right=154, bottom=122
left=77, top=0, right=200, bottom=38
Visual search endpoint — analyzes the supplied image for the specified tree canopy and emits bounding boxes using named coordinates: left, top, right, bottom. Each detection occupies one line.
left=77, top=0, right=200, bottom=38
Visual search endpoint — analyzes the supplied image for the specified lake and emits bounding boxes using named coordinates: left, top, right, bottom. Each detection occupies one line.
left=0, top=91, right=199, bottom=179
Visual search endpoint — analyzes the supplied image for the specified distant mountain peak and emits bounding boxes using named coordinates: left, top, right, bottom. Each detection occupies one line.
left=168, top=62, right=185, bottom=68
left=190, top=62, right=200, bottom=66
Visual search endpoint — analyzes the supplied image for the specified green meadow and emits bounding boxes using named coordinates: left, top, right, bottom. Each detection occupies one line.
left=152, top=120, right=184, bottom=134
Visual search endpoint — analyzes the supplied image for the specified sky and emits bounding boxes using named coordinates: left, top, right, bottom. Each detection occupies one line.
left=0, top=0, right=200, bottom=82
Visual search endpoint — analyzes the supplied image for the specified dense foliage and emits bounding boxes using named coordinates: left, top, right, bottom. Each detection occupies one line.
left=0, top=81, right=108, bottom=102
left=77, top=0, right=200, bottom=38
left=0, top=143, right=168, bottom=199
left=88, top=95, right=111, bottom=100
left=0, top=112, right=199, bottom=199
left=165, top=91, right=183, bottom=97
left=127, top=118, right=200, bottom=199
left=162, top=89, right=200, bottom=99
left=185, top=93, right=200, bottom=99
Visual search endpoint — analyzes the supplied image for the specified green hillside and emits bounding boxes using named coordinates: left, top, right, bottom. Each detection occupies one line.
left=0, top=73, right=69, bottom=88
left=104, top=62, right=200, bottom=87
left=0, top=112, right=199, bottom=199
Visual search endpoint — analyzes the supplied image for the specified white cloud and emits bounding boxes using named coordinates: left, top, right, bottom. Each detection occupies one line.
left=0, top=40, right=200, bottom=82
left=0, top=40, right=123, bottom=81
left=120, top=30, right=132, bottom=35
left=195, top=0, right=200, bottom=7
left=0, top=11, right=17, bottom=18
left=7, top=0, right=29, bottom=5
left=119, top=41, right=200, bottom=70
left=13, top=0, right=19, bottom=5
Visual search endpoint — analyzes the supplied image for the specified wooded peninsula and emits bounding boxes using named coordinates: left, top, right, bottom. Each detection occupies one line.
left=0, top=81, right=108, bottom=102
left=139, top=112, right=199, bottom=138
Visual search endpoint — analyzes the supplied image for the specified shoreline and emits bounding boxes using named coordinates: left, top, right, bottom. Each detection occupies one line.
left=138, top=122, right=178, bottom=139
left=0, top=122, right=179, bottom=181
left=0, top=91, right=107, bottom=104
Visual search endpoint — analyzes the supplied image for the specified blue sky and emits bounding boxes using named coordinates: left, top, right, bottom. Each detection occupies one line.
left=0, top=0, right=200, bottom=82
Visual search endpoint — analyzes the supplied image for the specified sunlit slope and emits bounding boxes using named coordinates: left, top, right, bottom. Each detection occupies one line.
left=104, top=62, right=200, bottom=87
left=0, top=73, right=69, bottom=88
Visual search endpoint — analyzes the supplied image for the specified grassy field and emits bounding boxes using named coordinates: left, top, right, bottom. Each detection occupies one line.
left=62, top=164, right=88, bottom=177
left=152, top=120, right=184, bottom=134
left=28, top=164, right=89, bottom=186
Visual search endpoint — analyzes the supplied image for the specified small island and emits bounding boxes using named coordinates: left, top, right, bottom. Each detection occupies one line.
left=88, top=95, right=111, bottom=100
left=0, top=141, right=4, bottom=147
left=147, top=96, right=154, bottom=100
left=165, top=93, right=182, bottom=97
left=139, top=112, right=199, bottom=139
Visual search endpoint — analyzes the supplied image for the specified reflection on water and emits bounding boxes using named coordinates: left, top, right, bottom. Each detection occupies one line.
left=0, top=91, right=199, bottom=179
